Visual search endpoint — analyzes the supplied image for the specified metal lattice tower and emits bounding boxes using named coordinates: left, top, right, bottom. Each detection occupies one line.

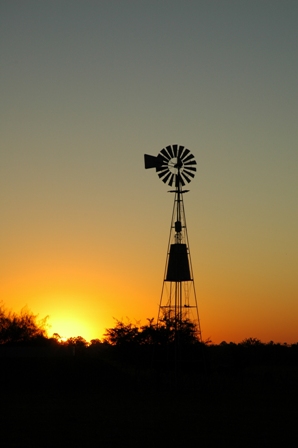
left=144, top=144, right=202, bottom=341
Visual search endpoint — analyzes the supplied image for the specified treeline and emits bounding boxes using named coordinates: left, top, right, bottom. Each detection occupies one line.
left=1, top=306, right=297, bottom=448
left=101, top=320, right=298, bottom=372
left=1, top=304, right=298, bottom=371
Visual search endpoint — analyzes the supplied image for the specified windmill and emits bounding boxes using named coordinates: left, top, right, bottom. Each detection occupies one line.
left=144, top=144, right=202, bottom=341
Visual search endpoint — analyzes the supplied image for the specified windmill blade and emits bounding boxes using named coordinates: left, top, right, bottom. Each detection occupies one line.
left=160, top=148, right=171, bottom=161
left=156, top=163, right=168, bottom=172
left=166, top=145, right=175, bottom=158
left=164, top=146, right=173, bottom=159
left=183, top=169, right=195, bottom=178
left=172, top=144, right=178, bottom=157
left=181, top=148, right=190, bottom=160
left=177, top=146, right=184, bottom=159
left=158, top=167, right=170, bottom=178
left=183, top=165, right=196, bottom=172
left=161, top=170, right=172, bottom=184
left=159, top=173, right=171, bottom=183
left=181, top=171, right=193, bottom=183
left=157, top=164, right=170, bottom=175
left=184, top=160, right=197, bottom=166
left=179, top=146, right=187, bottom=157
left=164, top=173, right=171, bottom=186
left=168, top=173, right=175, bottom=186
left=176, top=173, right=185, bottom=187
left=182, top=153, right=196, bottom=164
left=155, top=154, right=168, bottom=171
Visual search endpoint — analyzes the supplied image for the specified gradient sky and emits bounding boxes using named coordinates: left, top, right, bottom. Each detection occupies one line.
left=1, top=0, right=297, bottom=343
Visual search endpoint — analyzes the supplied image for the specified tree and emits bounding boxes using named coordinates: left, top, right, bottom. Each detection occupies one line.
left=65, top=336, right=88, bottom=347
left=103, top=319, right=139, bottom=346
left=103, top=316, right=201, bottom=347
left=240, top=337, right=263, bottom=347
left=0, top=303, right=48, bottom=345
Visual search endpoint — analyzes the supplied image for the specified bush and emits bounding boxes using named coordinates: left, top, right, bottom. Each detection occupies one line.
left=0, top=303, right=48, bottom=345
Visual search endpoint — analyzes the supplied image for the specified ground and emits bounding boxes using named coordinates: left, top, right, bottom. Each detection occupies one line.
left=1, top=353, right=298, bottom=447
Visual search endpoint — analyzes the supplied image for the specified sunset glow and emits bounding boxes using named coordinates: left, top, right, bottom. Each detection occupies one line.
left=1, top=2, right=297, bottom=344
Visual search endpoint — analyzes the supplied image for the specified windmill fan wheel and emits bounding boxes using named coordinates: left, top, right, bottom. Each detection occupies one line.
left=155, top=144, right=197, bottom=187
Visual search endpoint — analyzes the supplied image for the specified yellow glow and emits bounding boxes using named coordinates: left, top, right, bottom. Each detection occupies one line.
left=40, top=292, right=112, bottom=342
left=49, top=315, right=91, bottom=341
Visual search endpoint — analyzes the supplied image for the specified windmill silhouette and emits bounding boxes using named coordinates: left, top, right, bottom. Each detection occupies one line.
left=144, top=144, right=202, bottom=341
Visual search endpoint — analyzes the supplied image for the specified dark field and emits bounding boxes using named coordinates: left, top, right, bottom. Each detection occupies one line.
left=1, top=347, right=298, bottom=448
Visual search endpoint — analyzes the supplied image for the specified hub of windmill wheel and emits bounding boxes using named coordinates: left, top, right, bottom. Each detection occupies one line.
left=169, top=157, right=183, bottom=174
left=175, top=158, right=183, bottom=169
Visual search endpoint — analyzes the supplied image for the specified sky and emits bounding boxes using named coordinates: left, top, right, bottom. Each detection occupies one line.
left=1, top=0, right=297, bottom=343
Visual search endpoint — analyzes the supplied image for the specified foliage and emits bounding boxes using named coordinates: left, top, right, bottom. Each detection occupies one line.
left=103, top=316, right=201, bottom=347
left=89, top=338, right=102, bottom=346
left=0, top=303, right=48, bottom=345
left=240, top=337, right=263, bottom=346
left=103, top=319, right=139, bottom=346
left=64, top=336, right=88, bottom=347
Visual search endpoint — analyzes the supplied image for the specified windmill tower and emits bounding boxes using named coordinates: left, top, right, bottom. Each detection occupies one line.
left=144, top=144, right=202, bottom=341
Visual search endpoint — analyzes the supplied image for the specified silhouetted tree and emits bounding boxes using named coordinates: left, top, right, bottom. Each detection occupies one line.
left=240, top=337, right=263, bottom=347
left=103, top=316, right=201, bottom=348
left=0, top=303, right=48, bottom=345
left=89, top=338, right=102, bottom=346
left=65, top=336, right=88, bottom=347
left=103, top=319, right=139, bottom=346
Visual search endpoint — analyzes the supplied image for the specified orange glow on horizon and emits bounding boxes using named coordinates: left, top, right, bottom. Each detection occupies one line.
left=2, top=277, right=298, bottom=345
left=39, top=291, right=115, bottom=343
left=49, top=315, right=94, bottom=342
left=1, top=245, right=297, bottom=345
